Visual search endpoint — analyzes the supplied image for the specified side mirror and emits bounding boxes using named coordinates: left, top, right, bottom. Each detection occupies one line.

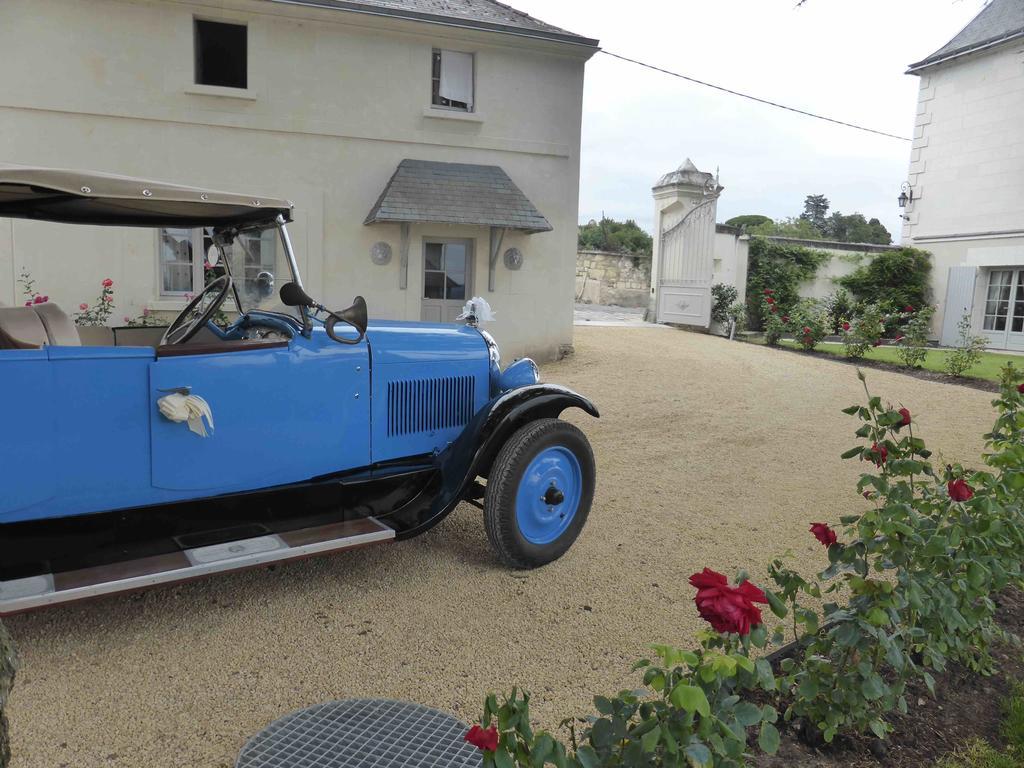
left=280, top=282, right=318, bottom=309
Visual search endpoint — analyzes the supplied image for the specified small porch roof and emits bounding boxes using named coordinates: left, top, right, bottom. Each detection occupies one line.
left=364, top=159, right=552, bottom=234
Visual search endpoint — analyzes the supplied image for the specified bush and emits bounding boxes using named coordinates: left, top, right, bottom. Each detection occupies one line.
left=895, top=306, right=935, bottom=368
left=836, top=247, right=932, bottom=314
left=711, top=283, right=739, bottom=333
left=841, top=303, right=885, bottom=358
left=822, top=288, right=855, bottom=335
left=762, top=290, right=785, bottom=346
left=945, top=314, right=989, bottom=377
left=788, top=299, right=828, bottom=351
left=468, top=369, right=1024, bottom=766
left=726, top=302, right=747, bottom=338
left=578, top=218, right=653, bottom=257
left=746, top=238, right=829, bottom=331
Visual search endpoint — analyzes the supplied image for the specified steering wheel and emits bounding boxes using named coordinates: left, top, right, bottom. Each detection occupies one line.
left=161, top=275, right=233, bottom=346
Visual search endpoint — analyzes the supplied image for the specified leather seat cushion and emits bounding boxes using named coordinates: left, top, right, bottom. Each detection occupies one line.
left=33, top=302, right=81, bottom=346
left=0, top=307, right=49, bottom=347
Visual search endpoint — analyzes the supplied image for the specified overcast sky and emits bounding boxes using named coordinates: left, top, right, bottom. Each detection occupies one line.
left=511, top=0, right=983, bottom=239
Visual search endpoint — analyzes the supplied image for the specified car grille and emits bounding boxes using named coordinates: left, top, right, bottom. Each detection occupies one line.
left=386, top=375, right=475, bottom=437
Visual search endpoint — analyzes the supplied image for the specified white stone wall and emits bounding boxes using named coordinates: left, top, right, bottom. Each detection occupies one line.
left=0, top=0, right=592, bottom=362
left=903, top=41, right=1024, bottom=344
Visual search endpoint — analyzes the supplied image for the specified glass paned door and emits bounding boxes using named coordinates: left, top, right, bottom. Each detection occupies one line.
left=981, top=269, right=1024, bottom=348
left=421, top=240, right=472, bottom=322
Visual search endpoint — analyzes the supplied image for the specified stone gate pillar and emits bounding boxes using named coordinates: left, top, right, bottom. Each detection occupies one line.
left=648, top=159, right=722, bottom=326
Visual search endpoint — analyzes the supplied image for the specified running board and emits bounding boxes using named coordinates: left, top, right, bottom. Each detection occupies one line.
left=0, top=517, right=394, bottom=615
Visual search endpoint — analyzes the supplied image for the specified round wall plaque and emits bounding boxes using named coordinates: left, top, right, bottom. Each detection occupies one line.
left=503, top=247, right=523, bottom=271
left=370, top=241, right=392, bottom=266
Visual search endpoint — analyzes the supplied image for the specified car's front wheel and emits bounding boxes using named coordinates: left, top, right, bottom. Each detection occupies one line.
left=484, top=418, right=595, bottom=569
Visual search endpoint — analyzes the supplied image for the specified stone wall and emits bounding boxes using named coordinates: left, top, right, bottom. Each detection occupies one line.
left=575, top=249, right=652, bottom=307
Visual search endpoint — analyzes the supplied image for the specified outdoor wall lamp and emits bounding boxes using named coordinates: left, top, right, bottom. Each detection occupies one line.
left=898, top=182, right=914, bottom=221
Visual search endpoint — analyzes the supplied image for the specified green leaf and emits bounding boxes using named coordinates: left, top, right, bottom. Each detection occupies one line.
left=593, top=696, right=613, bottom=715
left=590, top=719, right=613, bottom=748
left=733, top=654, right=755, bottom=674
left=640, top=724, right=661, bottom=753
left=869, top=720, right=888, bottom=739
left=530, top=734, right=554, bottom=768
left=758, top=722, right=780, bottom=754
left=684, top=742, right=713, bottom=767
left=495, top=747, right=514, bottom=768
left=841, top=405, right=860, bottom=415
left=766, top=590, right=788, bottom=619
left=575, top=745, right=599, bottom=768
left=755, top=658, right=776, bottom=691
left=861, top=674, right=886, bottom=701
left=841, top=446, right=864, bottom=460
left=671, top=683, right=711, bottom=718
left=734, top=702, right=762, bottom=726
left=798, top=677, right=818, bottom=699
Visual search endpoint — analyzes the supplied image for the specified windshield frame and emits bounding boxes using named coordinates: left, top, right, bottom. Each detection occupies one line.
left=212, top=218, right=306, bottom=327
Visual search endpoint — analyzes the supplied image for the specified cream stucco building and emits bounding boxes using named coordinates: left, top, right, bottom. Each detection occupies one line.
left=904, top=0, right=1024, bottom=349
left=0, top=0, right=597, bottom=361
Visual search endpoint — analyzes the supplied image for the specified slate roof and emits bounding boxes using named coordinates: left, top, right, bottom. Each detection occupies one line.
left=268, top=0, right=598, bottom=47
left=908, top=0, right=1024, bottom=71
left=364, top=159, right=552, bottom=233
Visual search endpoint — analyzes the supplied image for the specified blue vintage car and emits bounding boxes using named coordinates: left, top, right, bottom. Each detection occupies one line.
left=0, top=167, right=597, bottom=614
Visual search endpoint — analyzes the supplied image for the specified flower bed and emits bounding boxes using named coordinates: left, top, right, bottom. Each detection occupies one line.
left=463, top=367, right=1024, bottom=768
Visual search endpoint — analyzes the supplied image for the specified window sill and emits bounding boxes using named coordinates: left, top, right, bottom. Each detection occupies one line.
left=151, top=298, right=241, bottom=311
left=184, top=84, right=258, bottom=101
left=422, top=107, right=484, bottom=123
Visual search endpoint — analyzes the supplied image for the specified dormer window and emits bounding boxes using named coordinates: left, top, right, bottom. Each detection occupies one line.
left=431, top=49, right=474, bottom=111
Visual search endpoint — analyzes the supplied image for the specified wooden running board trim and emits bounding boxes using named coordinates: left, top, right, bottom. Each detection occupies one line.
left=0, top=517, right=394, bottom=615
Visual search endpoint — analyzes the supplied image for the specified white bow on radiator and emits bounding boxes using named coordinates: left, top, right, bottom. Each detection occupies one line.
left=157, top=393, right=215, bottom=438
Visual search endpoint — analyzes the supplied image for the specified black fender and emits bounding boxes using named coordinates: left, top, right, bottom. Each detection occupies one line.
left=391, top=384, right=599, bottom=540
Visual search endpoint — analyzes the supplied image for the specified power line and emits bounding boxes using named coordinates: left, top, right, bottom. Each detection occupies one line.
left=599, top=49, right=912, bottom=142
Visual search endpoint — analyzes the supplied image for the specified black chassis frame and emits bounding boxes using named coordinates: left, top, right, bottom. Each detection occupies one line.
left=0, top=384, right=599, bottom=582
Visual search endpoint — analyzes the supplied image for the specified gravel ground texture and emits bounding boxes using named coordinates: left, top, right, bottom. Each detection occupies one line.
left=5, top=326, right=999, bottom=768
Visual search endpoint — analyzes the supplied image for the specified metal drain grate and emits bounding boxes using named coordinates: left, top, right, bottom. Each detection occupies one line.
left=236, top=699, right=483, bottom=768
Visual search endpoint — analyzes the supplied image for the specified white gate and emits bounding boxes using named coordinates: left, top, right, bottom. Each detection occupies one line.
left=656, top=196, right=718, bottom=326
left=940, top=265, right=977, bottom=346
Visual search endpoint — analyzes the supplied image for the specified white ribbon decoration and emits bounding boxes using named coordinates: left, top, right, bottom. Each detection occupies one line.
left=158, top=393, right=215, bottom=438
left=457, top=296, right=496, bottom=324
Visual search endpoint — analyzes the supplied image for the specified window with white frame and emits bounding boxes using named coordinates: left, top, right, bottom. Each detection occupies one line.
left=158, top=228, right=276, bottom=298
left=983, top=269, right=1015, bottom=332
left=431, top=49, right=474, bottom=111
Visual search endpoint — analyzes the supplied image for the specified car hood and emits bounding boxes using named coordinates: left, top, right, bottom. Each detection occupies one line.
left=363, top=320, right=488, bottom=365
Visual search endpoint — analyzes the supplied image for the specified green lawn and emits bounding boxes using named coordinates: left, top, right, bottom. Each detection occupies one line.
left=769, top=340, right=1023, bottom=384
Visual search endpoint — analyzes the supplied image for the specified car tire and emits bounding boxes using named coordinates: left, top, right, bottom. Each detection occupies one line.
left=484, top=418, right=595, bottom=569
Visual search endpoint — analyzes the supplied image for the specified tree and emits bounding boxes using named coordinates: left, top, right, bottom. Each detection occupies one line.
left=724, top=214, right=772, bottom=231
left=825, top=212, right=892, bottom=245
left=799, top=194, right=830, bottom=235
left=747, top=217, right=824, bottom=240
left=578, top=217, right=653, bottom=257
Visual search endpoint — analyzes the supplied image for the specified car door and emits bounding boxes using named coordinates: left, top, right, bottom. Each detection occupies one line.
left=149, top=338, right=369, bottom=493
left=0, top=348, right=55, bottom=521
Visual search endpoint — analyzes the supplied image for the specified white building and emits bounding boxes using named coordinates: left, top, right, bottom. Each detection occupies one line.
left=0, top=0, right=597, bottom=361
left=903, top=0, right=1024, bottom=349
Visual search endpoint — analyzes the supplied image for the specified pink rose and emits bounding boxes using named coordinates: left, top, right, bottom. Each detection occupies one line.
left=79, top=303, right=89, bottom=310
left=102, top=278, right=113, bottom=288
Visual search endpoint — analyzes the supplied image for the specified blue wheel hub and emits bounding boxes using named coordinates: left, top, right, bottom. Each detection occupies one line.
left=515, top=446, right=583, bottom=545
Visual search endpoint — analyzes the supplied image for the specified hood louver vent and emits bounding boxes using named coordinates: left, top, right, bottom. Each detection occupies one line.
left=387, top=375, right=475, bottom=437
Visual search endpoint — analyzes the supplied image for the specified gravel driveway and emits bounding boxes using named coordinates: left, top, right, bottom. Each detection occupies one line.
left=4, top=327, right=998, bottom=768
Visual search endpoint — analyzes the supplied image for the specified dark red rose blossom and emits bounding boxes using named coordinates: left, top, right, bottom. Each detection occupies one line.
left=899, top=408, right=911, bottom=427
left=809, top=522, right=838, bottom=547
left=1017, top=382, right=1024, bottom=394
left=948, top=478, right=974, bottom=502
left=465, top=725, right=499, bottom=752
left=802, top=326, right=811, bottom=333
left=765, top=297, right=775, bottom=305
left=904, top=305, right=914, bottom=313
left=842, top=321, right=851, bottom=331
left=689, top=568, right=767, bottom=636
left=781, top=315, right=790, bottom=323
left=863, top=490, right=873, bottom=500
left=869, top=442, right=887, bottom=466
left=764, top=289, right=774, bottom=295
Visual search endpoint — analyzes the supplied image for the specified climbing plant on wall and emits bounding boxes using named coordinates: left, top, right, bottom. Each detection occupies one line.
left=745, top=237, right=829, bottom=331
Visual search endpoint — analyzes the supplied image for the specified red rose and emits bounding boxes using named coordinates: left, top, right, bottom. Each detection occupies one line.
left=899, top=408, right=911, bottom=427
left=782, top=315, right=790, bottom=323
left=764, top=289, right=774, bottom=295
left=465, top=724, right=499, bottom=752
left=689, top=568, right=766, bottom=636
left=769, top=305, right=777, bottom=314
left=869, top=442, right=887, bottom=466
left=802, top=326, right=811, bottom=334
left=948, top=478, right=974, bottom=502
left=765, top=297, right=775, bottom=305
left=79, top=303, right=89, bottom=310
left=863, top=491, right=872, bottom=500
left=809, top=522, right=838, bottom=547
left=904, top=305, right=914, bottom=313
left=102, top=278, right=113, bottom=287
left=24, top=300, right=31, bottom=306
left=1017, top=383, right=1024, bottom=394
left=842, top=322, right=851, bottom=331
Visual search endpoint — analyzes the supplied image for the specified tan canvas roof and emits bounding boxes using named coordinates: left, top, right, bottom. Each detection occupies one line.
left=0, top=165, right=293, bottom=228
